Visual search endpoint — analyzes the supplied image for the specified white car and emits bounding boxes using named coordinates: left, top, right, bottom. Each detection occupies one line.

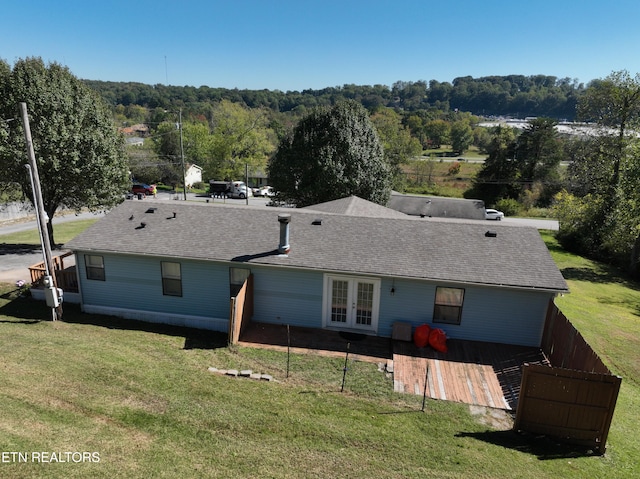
left=485, top=209, right=504, bottom=220
left=256, top=186, right=274, bottom=197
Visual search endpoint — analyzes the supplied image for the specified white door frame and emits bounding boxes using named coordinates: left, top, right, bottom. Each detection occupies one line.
left=322, top=274, right=381, bottom=333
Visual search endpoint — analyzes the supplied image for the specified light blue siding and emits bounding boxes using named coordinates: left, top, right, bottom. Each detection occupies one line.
left=377, top=278, right=553, bottom=347
left=76, top=252, right=231, bottom=330
left=76, top=251, right=554, bottom=346
left=251, top=266, right=324, bottom=328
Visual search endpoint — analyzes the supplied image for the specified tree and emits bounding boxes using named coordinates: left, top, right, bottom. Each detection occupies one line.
left=513, top=117, right=563, bottom=205
left=207, top=100, right=274, bottom=181
left=370, top=107, right=422, bottom=190
left=556, top=70, right=640, bottom=276
left=151, top=121, right=183, bottom=186
left=268, top=100, right=391, bottom=207
left=450, top=120, right=473, bottom=154
left=424, top=120, right=450, bottom=148
left=0, top=58, right=129, bottom=247
left=577, top=70, right=640, bottom=195
left=466, top=126, right=518, bottom=205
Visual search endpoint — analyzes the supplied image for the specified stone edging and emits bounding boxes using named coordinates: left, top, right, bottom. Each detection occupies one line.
left=208, top=367, right=275, bottom=382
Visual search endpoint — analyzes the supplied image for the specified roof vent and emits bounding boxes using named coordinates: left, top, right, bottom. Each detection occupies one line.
left=278, top=213, right=291, bottom=255
left=312, top=218, right=322, bottom=225
left=145, top=207, right=157, bottom=214
left=485, top=230, right=497, bottom=238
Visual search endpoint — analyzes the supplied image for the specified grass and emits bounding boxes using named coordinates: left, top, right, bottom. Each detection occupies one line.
left=0, top=229, right=638, bottom=477
left=421, top=145, right=488, bottom=161
left=0, top=219, right=98, bottom=246
left=403, top=159, right=482, bottom=197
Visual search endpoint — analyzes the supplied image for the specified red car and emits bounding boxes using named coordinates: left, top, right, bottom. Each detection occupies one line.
left=131, top=184, right=156, bottom=195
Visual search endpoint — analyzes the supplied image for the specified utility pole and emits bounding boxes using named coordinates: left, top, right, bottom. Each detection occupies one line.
left=179, top=108, right=187, bottom=201
left=20, top=102, right=62, bottom=320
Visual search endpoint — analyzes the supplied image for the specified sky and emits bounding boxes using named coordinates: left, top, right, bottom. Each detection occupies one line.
left=3, top=0, right=640, bottom=92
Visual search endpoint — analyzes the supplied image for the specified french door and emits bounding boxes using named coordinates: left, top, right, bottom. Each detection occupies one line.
left=324, top=275, right=380, bottom=333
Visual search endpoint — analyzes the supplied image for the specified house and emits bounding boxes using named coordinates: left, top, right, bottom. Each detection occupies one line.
left=387, top=193, right=485, bottom=220
left=247, top=168, right=269, bottom=189
left=63, top=198, right=568, bottom=347
left=125, top=137, right=144, bottom=147
left=184, top=164, right=203, bottom=188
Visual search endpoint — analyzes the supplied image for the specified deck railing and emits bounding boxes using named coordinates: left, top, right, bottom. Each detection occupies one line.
left=28, top=251, right=79, bottom=293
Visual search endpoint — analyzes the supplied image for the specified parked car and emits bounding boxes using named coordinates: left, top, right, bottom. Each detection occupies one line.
left=255, top=186, right=274, bottom=197
left=132, top=184, right=157, bottom=195
left=485, top=208, right=504, bottom=220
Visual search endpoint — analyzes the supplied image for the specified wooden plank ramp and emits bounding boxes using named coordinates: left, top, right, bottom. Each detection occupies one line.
left=392, top=339, right=549, bottom=410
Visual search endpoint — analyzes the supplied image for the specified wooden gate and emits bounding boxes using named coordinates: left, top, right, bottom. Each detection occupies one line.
left=228, top=274, right=253, bottom=345
left=515, top=364, right=621, bottom=453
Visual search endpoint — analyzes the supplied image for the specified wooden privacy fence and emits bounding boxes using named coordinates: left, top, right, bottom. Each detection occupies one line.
left=228, top=274, right=254, bottom=345
left=540, top=300, right=611, bottom=374
left=514, top=301, right=622, bottom=454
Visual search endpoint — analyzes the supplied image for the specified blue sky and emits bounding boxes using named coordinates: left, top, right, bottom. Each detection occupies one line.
left=3, top=0, right=640, bottom=91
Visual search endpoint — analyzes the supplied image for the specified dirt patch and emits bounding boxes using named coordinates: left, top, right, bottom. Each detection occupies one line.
left=469, top=404, right=514, bottom=430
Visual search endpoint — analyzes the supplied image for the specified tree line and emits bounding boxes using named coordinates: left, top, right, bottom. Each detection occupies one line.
left=84, top=74, right=585, bottom=120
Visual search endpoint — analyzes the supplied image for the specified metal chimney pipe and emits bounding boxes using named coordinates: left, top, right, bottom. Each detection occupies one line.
left=278, top=214, right=291, bottom=254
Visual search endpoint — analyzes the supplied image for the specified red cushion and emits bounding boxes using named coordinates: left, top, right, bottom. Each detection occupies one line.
left=413, top=324, right=431, bottom=348
left=429, top=328, right=448, bottom=353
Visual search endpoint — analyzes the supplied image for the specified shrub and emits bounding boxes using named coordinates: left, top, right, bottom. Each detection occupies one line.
left=495, top=198, right=520, bottom=216
left=447, top=162, right=461, bottom=175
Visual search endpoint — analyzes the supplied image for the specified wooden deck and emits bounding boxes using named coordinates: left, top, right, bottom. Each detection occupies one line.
left=239, top=322, right=549, bottom=410
left=393, top=340, right=549, bottom=410
left=238, top=322, right=393, bottom=363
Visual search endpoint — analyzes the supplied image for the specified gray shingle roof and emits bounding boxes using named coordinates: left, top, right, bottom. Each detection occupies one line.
left=64, top=199, right=568, bottom=292
left=303, top=195, right=409, bottom=219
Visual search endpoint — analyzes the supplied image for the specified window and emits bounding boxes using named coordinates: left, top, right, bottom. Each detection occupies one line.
left=161, top=262, right=182, bottom=297
left=85, top=255, right=105, bottom=281
left=433, top=287, right=464, bottom=325
left=331, top=279, right=349, bottom=323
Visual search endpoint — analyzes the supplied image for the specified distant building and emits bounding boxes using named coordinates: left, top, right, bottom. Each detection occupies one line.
left=185, top=164, right=203, bottom=188
left=387, top=193, right=485, bottom=220
left=125, top=137, right=144, bottom=147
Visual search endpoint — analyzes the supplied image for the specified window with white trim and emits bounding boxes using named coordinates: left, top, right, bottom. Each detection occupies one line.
left=85, top=255, right=105, bottom=281
left=161, top=261, right=182, bottom=297
left=433, top=287, right=464, bottom=325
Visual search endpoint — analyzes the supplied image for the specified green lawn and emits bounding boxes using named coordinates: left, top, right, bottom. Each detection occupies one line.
left=0, top=230, right=638, bottom=478
left=0, top=219, right=98, bottom=246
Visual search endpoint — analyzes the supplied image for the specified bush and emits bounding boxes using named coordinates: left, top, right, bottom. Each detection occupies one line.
left=447, top=162, right=461, bottom=175
left=495, top=198, right=520, bottom=216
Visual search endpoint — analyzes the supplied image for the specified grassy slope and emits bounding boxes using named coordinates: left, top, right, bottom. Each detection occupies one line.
left=543, top=232, right=640, bottom=478
left=0, top=230, right=638, bottom=478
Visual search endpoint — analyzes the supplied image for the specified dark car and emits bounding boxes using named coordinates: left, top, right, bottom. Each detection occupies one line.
left=131, top=184, right=157, bottom=195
